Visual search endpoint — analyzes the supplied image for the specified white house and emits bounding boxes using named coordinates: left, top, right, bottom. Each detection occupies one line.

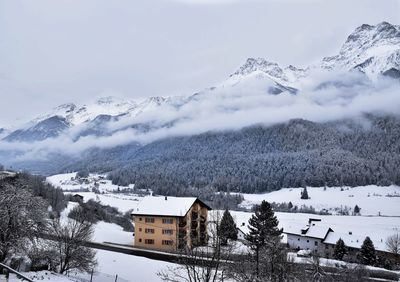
left=285, top=218, right=333, bottom=255
left=285, top=218, right=391, bottom=258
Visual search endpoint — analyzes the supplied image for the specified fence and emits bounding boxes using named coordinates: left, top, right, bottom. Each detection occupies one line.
left=0, top=262, right=34, bottom=282
left=66, top=269, right=130, bottom=282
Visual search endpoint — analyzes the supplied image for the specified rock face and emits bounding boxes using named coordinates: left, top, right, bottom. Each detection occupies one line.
left=231, top=57, right=307, bottom=85
left=321, top=22, right=400, bottom=78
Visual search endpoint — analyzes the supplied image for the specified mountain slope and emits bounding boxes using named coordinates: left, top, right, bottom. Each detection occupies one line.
left=4, top=116, right=70, bottom=142
left=321, top=22, right=400, bottom=78
left=53, top=115, right=400, bottom=194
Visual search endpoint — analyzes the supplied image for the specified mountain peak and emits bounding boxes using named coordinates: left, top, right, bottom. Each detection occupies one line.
left=347, top=22, right=400, bottom=43
left=230, top=57, right=294, bottom=86
left=233, top=57, right=281, bottom=76
left=322, top=21, right=400, bottom=77
left=53, top=103, right=77, bottom=112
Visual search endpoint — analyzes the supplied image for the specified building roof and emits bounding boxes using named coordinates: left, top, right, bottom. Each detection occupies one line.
left=131, top=196, right=211, bottom=217
left=323, top=230, right=387, bottom=252
left=285, top=224, right=333, bottom=240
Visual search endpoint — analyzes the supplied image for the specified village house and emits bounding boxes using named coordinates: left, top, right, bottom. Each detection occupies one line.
left=285, top=218, right=393, bottom=260
left=285, top=218, right=333, bottom=256
left=131, top=196, right=211, bottom=251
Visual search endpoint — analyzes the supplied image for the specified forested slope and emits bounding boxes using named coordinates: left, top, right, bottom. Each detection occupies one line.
left=104, top=115, right=400, bottom=194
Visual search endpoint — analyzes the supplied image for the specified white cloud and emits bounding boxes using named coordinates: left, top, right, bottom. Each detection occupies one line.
left=1, top=70, right=399, bottom=162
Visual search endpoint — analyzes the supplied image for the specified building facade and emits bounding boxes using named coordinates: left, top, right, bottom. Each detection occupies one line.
left=132, top=196, right=211, bottom=251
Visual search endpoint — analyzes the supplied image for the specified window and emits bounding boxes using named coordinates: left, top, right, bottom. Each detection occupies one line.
left=314, top=241, right=318, bottom=246
left=139, top=228, right=142, bottom=232
left=162, top=240, right=173, bottom=246
left=138, top=238, right=142, bottom=242
left=145, top=239, right=154, bottom=244
left=139, top=217, right=142, bottom=221
left=162, top=229, right=174, bottom=235
left=145, top=228, right=155, bottom=234
left=162, top=218, right=174, bottom=224
left=307, top=240, right=309, bottom=243
left=297, top=238, right=300, bottom=241
left=145, top=217, right=155, bottom=223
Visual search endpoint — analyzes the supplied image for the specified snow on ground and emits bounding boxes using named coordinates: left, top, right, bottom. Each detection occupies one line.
left=61, top=202, right=133, bottom=245
left=240, top=185, right=400, bottom=216
left=288, top=253, right=400, bottom=275
left=94, top=221, right=133, bottom=245
left=47, top=172, right=135, bottom=193
left=7, top=249, right=175, bottom=282
left=63, top=192, right=142, bottom=213
left=92, top=249, right=175, bottom=282
left=8, top=271, right=77, bottom=282
left=229, top=210, right=400, bottom=252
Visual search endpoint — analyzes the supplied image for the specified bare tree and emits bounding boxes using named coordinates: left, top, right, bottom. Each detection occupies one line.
left=229, top=238, right=297, bottom=282
left=0, top=184, right=47, bottom=262
left=386, top=234, right=400, bottom=255
left=158, top=211, right=235, bottom=282
left=48, top=206, right=97, bottom=274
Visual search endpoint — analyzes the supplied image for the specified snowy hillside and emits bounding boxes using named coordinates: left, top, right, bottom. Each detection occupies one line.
left=240, top=185, right=400, bottom=216
left=47, top=172, right=135, bottom=193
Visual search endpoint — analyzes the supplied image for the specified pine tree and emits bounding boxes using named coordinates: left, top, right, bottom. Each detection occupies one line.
left=358, top=236, right=377, bottom=266
left=333, top=238, right=348, bottom=260
left=245, top=200, right=283, bottom=277
left=301, top=187, right=309, bottom=199
left=353, top=205, right=361, bottom=215
left=219, top=209, right=238, bottom=245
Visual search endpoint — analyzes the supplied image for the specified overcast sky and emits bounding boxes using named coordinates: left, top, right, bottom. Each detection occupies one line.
left=0, top=0, right=399, bottom=126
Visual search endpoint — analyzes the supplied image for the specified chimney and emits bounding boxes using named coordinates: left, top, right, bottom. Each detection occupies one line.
left=165, top=196, right=168, bottom=201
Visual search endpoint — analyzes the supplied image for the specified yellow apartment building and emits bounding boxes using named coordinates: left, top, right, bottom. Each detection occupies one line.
left=131, top=196, right=211, bottom=251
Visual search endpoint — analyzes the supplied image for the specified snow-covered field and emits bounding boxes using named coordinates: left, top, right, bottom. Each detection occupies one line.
left=63, top=191, right=142, bottom=213
left=240, top=185, right=400, bottom=216
left=47, top=172, right=135, bottom=193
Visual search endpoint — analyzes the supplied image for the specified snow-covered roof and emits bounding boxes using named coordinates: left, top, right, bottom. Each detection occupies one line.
left=285, top=224, right=333, bottom=240
left=323, top=231, right=387, bottom=252
left=131, top=196, right=210, bottom=217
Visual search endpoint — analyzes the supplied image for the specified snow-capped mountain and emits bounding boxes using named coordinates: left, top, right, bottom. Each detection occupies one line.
left=2, top=22, right=400, bottom=143
left=30, top=97, right=138, bottom=126
left=230, top=57, right=307, bottom=86
left=4, top=116, right=71, bottom=142
left=321, top=21, right=400, bottom=79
